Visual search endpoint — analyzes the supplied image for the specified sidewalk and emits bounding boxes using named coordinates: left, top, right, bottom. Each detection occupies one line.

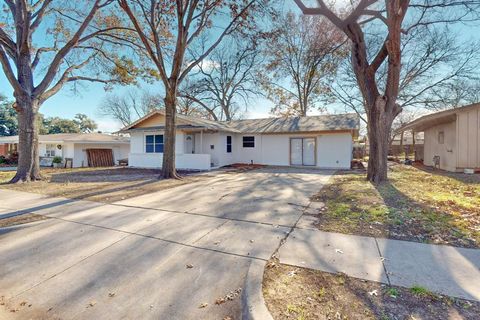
left=278, top=228, right=480, bottom=301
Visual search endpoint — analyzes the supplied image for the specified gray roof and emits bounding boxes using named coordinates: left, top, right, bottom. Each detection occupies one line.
left=120, top=109, right=359, bottom=134
left=0, top=133, right=129, bottom=144
left=226, top=113, right=360, bottom=134
left=177, top=113, right=241, bottom=133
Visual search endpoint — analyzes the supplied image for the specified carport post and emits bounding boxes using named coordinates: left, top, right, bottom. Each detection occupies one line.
left=200, top=130, right=203, bottom=154
left=412, top=130, right=416, bottom=161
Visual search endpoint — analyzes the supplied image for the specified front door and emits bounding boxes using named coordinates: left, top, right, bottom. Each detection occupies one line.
left=290, top=138, right=316, bottom=166
left=185, top=134, right=195, bottom=154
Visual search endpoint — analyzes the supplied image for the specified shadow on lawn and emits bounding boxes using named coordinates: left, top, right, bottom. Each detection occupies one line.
left=374, top=180, right=477, bottom=248
left=412, top=163, right=480, bottom=184
left=48, top=167, right=199, bottom=183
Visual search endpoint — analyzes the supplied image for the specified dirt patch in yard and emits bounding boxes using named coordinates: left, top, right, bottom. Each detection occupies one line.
left=264, top=261, right=480, bottom=320
left=309, top=163, right=479, bottom=248
left=0, top=167, right=210, bottom=204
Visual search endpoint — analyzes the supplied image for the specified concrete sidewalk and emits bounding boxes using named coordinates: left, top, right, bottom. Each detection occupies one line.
left=278, top=228, right=480, bottom=301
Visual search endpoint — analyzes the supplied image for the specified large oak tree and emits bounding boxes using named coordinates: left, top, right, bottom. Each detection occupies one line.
left=118, top=0, right=260, bottom=179
left=294, top=0, right=480, bottom=183
left=0, top=0, right=132, bottom=182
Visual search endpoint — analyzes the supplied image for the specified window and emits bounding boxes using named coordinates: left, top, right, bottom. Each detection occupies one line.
left=242, top=136, right=255, bottom=148
left=226, top=136, right=232, bottom=153
left=146, top=134, right=164, bottom=153
left=45, top=144, right=56, bottom=157
left=438, top=131, right=445, bottom=144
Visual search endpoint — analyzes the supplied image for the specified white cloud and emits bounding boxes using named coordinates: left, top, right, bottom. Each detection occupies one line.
left=188, top=59, right=220, bottom=72
left=246, top=110, right=271, bottom=119
left=96, top=119, right=122, bottom=133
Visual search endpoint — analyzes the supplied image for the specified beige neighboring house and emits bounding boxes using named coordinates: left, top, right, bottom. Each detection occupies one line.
left=400, top=103, right=480, bottom=172
left=0, top=133, right=130, bottom=167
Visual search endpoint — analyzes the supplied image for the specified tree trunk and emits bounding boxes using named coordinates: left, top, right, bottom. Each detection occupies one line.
left=366, top=97, right=394, bottom=184
left=161, top=87, right=181, bottom=179
left=10, top=100, right=42, bottom=183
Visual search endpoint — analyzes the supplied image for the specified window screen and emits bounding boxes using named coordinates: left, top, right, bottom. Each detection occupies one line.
left=226, top=136, right=232, bottom=153
left=242, top=136, right=255, bottom=148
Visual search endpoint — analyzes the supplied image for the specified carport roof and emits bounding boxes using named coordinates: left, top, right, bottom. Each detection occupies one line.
left=0, top=133, right=130, bottom=144
left=398, top=103, right=480, bottom=133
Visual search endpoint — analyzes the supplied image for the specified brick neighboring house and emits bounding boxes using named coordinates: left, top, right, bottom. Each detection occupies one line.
left=0, top=141, right=17, bottom=157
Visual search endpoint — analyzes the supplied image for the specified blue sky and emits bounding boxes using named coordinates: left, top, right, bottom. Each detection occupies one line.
left=1, top=2, right=479, bottom=132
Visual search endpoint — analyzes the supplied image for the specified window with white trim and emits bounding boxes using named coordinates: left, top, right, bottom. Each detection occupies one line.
left=45, top=144, right=56, bottom=157
left=146, top=135, right=164, bottom=153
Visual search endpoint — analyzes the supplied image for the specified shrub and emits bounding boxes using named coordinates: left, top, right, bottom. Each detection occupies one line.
left=52, top=156, right=63, bottom=164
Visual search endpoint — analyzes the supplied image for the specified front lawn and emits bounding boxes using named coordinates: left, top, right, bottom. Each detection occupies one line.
left=0, top=167, right=208, bottom=203
left=264, top=262, right=480, bottom=320
left=309, top=163, right=479, bottom=248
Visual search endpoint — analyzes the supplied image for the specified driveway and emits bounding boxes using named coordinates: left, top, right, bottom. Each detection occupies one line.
left=0, top=167, right=333, bottom=319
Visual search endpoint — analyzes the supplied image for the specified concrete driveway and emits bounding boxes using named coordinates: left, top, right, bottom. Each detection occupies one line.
left=0, top=167, right=333, bottom=320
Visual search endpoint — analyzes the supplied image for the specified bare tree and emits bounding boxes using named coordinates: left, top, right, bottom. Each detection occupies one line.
left=118, top=0, right=260, bottom=179
left=422, top=79, right=480, bottom=110
left=332, top=25, right=480, bottom=121
left=260, top=11, right=346, bottom=117
left=0, top=0, right=133, bottom=182
left=98, top=90, right=163, bottom=126
left=180, top=37, right=262, bottom=121
left=294, top=0, right=480, bottom=183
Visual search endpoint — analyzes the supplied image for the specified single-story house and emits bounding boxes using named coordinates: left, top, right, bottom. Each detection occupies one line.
left=399, top=103, right=480, bottom=172
left=0, top=133, right=130, bottom=167
left=119, top=110, right=360, bottom=170
left=389, top=132, right=424, bottom=159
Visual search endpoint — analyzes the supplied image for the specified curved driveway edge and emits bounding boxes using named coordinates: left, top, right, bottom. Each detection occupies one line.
left=242, top=259, right=274, bottom=320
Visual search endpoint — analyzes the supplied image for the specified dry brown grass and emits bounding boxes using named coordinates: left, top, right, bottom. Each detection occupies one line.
left=310, top=163, right=480, bottom=248
left=263, top=261, right=480, bottom=320
left=0, top=167, right=209, bottom=203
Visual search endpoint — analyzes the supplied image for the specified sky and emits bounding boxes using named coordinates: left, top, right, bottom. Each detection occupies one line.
left=1, top=1, right=480, bottom=133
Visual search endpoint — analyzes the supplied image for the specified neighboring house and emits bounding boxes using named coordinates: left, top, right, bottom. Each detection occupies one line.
left=119, top=110, right=359, bottom=170
left=389, top=132, right=424, bottom=159
left=0, top=133, right=130, bottom=167
left=399, top=103, right=480, bottom=172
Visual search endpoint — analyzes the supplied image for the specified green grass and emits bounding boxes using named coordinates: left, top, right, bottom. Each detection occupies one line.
left=312, top=164, right=480, bottom=248
left=286, top=304, right=306, bottom=320
left=410, top=285, right=435, bottom=298
left=386, top=287, right=399, bottom=298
